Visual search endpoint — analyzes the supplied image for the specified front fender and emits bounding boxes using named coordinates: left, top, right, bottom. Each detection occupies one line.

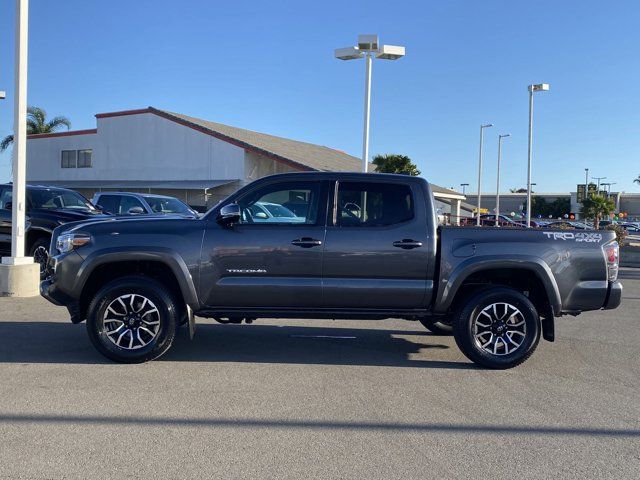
left=75, top=247, right=200, bottom=310
left=435, top=255, right=562, bottom=316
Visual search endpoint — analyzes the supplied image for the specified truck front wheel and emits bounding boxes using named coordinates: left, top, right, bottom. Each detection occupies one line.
left=86, top=276, right=179, bottom=363
left=453, top=287, right=541, bottom=369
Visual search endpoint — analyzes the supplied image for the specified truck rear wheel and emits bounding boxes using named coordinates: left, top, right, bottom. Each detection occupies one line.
left=418, top=317, right=453, bottom=335
left=453, top=287, right=541, bottom=369
left=86, top=276, right=178, bottom=363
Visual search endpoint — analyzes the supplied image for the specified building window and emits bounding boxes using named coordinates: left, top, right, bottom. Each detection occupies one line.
left=61, top=150, right=77, bottom=168
left=78, top=149, right=93, bottom=168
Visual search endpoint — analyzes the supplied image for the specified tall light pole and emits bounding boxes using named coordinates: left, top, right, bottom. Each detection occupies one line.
left=335, top=35, right=405, bottom=172
left=584, top=168, right=589, bottom=199
left=526, top=83, right=550, bottom=227
left=476, top=123, right=493, bottom=225
left=495, top=133, right=510, bottom=226
left=0, top=0, right=39, bottom=297
left=460, top=183, right=469, bottom=195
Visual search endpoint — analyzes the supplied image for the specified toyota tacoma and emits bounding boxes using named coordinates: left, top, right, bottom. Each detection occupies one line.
left=40, top=172, right=622, bottom=369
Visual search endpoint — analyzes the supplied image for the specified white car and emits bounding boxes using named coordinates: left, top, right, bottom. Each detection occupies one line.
left=247, top=201, right=306, bottom=223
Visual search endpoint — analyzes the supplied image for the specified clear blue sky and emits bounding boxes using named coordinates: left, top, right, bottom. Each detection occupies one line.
left=0, top=0, right=638, bottom=193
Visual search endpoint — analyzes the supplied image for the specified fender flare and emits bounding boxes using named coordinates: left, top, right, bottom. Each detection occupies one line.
left=435, top=255, right=562, bottom=316
left=74, top=247, right=200, bottom=310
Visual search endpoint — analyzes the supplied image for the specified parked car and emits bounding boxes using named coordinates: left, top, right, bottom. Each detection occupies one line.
left=91, top=192, right=199, bottom=218
left=620, top=223, right=640, bottom=234
left=546, top=221, right=591, bottom=229
left=41, top=172, right=622, bottom=369
left=246, top=201, right=306, bottom=223
left=0, top=184, right=111, bottom=274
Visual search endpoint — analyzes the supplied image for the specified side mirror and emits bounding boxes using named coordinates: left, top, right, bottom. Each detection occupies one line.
left=217, top=203, right=241, bottom=226
left=94, top=204, right=104, bottom=211
left=128, top=206, right=145, bottom=215
left=4, top=201, right=12, bottom=211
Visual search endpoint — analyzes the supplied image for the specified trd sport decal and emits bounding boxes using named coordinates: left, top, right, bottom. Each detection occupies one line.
left=226, top=269, right=267, bottom=274
left=543, top=232, right=603, bottom=243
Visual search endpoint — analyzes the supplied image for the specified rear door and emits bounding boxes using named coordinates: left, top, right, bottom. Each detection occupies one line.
left=200, top=179, right=329, bottom=308
left=322, top=179, right=432, bottom=309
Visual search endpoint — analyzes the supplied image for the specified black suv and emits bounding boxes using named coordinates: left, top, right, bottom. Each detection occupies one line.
left=0, top=184, right=111, bottom=272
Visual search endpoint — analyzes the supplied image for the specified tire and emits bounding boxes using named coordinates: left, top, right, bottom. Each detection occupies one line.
left=29, top=237, right=50, bottom=278
left=453, top=287, right=541, bottom=369
left=419, top=317, right=453, bottom=335
left=86, top=275, right=179, bottom=363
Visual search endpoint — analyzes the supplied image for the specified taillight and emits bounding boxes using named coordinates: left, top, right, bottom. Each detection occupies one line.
left=603, top=241, right=619, bottom=281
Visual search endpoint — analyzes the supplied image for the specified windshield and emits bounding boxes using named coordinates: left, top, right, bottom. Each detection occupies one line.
left=143, top=195, right=193, bottom=215
left=29, top=189, right=96, bottom=212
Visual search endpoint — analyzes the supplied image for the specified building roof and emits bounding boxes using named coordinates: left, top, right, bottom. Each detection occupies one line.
left=29, top=106, right=466, bottom=199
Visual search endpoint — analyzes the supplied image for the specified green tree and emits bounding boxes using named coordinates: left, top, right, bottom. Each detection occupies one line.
left=0, top=106, right=71, bottom=151
left=372, top=154, right=421, bottom=176
left=580, top=195, right=615, bottom=229
left=634, top=175, right=640, bottom=185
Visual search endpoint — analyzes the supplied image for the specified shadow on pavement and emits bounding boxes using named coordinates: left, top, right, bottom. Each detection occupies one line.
left=0, top=413, right=637, bottom=438
left=0, top=321, right=476, bottom=369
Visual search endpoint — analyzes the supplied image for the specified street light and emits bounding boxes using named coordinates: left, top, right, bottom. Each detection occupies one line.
left=460, top=183, right=469, bottom=195
left=526, top=83, right=550, bottom=227
left=476, top=123, right=493, bottom=225
left=592, top=176, right=606, bottom=193
left=335, top=34, right=405, bottom=172
left=495, top=133, right=511, bottom=226
left=0, top=91, right=5, bottom=99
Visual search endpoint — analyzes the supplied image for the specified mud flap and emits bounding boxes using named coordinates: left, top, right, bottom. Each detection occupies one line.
left=541, top=316, right=554, bottom=342
left=187, top=305, right=196, bottom=340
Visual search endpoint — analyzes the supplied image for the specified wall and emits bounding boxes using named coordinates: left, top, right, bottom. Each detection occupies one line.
left=26, top=112, right=245, bottom=183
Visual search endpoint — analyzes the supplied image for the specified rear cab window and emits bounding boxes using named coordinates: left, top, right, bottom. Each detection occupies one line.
left=334, top=181, right=415, bottom=227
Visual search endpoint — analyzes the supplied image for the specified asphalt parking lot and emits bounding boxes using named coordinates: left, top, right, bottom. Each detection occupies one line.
left=0, top=271, right=639, bottom=479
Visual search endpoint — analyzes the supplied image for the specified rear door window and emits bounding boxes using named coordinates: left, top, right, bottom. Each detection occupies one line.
left=335, top=182, right=414, bottom=227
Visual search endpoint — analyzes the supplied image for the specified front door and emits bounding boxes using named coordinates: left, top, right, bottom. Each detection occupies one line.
left=322, top=180, right=432, bottom=309
left=200, top=179, right=328, bottom=309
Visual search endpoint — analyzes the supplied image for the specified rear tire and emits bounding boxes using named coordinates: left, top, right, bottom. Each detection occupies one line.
left=86, top=275, right=178, bottom=363
left=453, top=287, right=541, bottom=369
left=419, top=317, right=453, bottom=335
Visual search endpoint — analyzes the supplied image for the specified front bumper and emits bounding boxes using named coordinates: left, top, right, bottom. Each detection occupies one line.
left=603, top=281, right=623, bottom=310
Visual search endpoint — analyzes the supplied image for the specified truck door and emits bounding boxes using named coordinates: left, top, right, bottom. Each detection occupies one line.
left=322, top=179, right=432, bottom=309
left=200, top=179, right=329, bottom=308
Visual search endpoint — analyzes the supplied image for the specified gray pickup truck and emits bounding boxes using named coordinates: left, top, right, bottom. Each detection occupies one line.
left=40, top=172, right=622, bottom=369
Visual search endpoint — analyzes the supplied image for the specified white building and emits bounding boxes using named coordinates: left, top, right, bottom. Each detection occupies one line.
left=26, top=107, right=466, bottom=216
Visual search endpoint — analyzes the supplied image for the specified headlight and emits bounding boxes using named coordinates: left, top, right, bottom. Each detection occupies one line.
left=56, top=233, right=91, bottom=253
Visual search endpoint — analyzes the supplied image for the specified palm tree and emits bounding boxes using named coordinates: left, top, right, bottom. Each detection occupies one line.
left=0, top=106, right=71, bottom=151
left=372, top=154, right=421, bottom=176
left=634, top=175, right=640, bottom=185
left=580, top=194, right=615, bottom=229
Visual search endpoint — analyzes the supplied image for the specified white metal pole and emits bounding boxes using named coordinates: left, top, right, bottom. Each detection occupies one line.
left=9, top=0, right=29, bottom=260
left=495, top=137, right=503, bottom=227
left=525, top=89, right=534, bottom=227
left=585, top=168, right=589, bottom=199
left=361, top=53, right=372, bottom=173
left=476, top=126, right=485, bottom=226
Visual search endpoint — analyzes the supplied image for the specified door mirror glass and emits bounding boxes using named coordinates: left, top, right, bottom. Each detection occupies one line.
left=127, top=206, right=145, bottom=215
left=217, top=203, right=241, bottom=226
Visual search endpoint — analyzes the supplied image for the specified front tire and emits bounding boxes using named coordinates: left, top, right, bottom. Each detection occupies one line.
left=453, top=287, right=541, bottom=369
left=29, top=237, right=50, bottom=278
left=86, top=276, right=179, bottom=363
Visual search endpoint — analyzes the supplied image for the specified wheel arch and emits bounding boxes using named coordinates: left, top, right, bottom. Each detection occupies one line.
left=436, top=256, right=562, bottom=318
left=76, top=248, right=199, bottom=321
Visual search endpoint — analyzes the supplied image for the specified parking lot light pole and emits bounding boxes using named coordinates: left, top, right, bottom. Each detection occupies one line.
left=335, top=35, right=405, bottom=172
left=476, top=123, right=493, bottom=225
left=0, top=0, right=39, bottom=297
left=526, top=83, right=550, bottom=227
left=460, top=183, right=469, bottom=195
left=495, top=133, right=510, bottom=226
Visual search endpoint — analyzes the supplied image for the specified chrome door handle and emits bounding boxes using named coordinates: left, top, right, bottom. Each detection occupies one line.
left=291, top=237, right=322, bottom=248
left=393, top=239, right=423, bottom=249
